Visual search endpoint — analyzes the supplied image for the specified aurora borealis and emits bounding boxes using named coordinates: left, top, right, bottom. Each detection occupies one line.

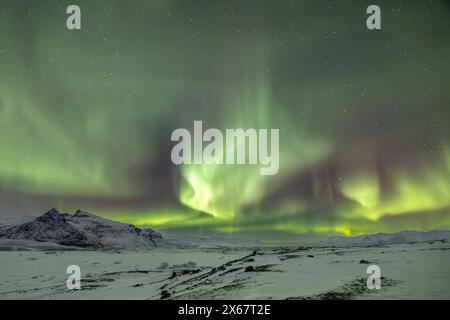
left=0, top=0, right=449, bottom=240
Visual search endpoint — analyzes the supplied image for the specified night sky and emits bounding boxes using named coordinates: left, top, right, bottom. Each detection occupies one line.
left=0, top=0, right=449, bottom=240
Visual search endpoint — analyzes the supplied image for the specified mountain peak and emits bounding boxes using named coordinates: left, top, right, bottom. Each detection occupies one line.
left=37, top=208, right=68, bottom=224
left=45, top=208, right=61, bottom=215
left=74, top=209, right=96, bottom=218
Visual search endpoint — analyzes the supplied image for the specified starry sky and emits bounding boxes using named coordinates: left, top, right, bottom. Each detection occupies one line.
left=0, top=0, right=449, bottom=240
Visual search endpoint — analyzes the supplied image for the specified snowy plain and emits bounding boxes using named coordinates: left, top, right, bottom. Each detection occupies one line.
left=0, top=241, right=448, bottom=300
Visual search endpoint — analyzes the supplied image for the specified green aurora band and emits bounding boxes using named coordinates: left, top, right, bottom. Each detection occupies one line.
left=0, top=0, right=449, bottom=240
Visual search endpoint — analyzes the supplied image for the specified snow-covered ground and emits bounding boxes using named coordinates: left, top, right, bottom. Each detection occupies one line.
left=0, top=242, right=448, bottom=300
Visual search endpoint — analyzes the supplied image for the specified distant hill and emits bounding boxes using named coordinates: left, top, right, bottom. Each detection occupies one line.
left=0, top=208, right=165, bottom=251
left=315, top=230, right=450, bottom=247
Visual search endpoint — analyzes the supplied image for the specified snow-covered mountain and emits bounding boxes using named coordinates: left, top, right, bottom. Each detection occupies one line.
left=0, top=208, right=164, bottom=250
left=315, top=230, right=450, bottom=247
